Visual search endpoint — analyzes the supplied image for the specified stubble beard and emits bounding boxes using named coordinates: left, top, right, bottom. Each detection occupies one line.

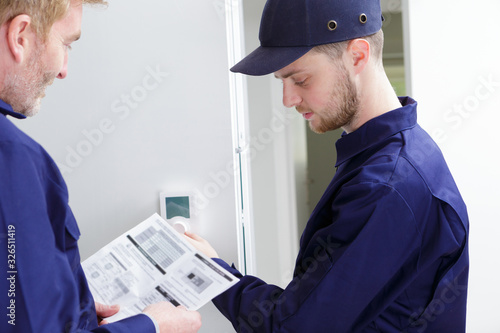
left=308, top=64, right=360, bottom=134
left=0, top=45, right=53, bottom=117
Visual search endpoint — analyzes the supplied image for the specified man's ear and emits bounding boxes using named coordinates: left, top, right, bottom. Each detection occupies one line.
left=346, top=38, right=370, bottom=75
left=7, top=14, right=34, bottom=64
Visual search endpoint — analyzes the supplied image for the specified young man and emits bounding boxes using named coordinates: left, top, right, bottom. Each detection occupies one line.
left=0, top=1, right=201, bottom=332
left=186, top=0, right=469, bottom=332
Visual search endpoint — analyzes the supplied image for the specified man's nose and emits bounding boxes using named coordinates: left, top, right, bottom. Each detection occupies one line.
left=282, top=83, right=302, bottom=108
left=57, top=54, right=69, bottom=79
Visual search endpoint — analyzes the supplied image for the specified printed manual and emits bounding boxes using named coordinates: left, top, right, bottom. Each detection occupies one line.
left=82, top=213, right=238, bottom=322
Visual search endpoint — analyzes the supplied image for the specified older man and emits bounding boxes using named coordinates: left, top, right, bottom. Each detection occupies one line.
left=0, top=1, right=201, bottom=332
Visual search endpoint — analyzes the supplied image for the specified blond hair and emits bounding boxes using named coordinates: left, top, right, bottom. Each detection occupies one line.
left=0, top=0, right=107, bottom=40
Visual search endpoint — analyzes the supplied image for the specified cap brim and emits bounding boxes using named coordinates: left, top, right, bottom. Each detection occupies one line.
left=230, top=45, right=314, bottom=76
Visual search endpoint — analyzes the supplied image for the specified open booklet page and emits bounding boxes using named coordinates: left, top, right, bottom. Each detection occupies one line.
left=82, top=213, right=238, bottom=322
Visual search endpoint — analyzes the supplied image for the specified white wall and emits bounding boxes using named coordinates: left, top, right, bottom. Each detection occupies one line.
left=14, top=1, right=238, bottom=332
left=405, top=1, right=500, bottom=331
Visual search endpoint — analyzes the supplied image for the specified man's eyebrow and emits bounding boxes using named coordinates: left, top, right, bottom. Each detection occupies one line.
left=274, top=69, right=302, bottom=80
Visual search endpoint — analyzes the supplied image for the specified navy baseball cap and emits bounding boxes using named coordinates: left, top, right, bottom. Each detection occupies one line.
left=231, top=0, right=383, bottom=76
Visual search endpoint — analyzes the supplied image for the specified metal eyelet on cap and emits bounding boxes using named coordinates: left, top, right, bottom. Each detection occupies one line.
left=359, top=13, right=368, bottom=24
left=327, top=20, right=337, bottom=31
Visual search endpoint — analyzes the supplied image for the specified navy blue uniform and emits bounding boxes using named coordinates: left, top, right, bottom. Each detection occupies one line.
left=0, top=99, right=155, bottom=333
left=213, top=97, right=469, bottom=332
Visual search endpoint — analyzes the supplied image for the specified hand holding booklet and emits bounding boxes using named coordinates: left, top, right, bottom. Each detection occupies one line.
left=82, top=213, right=238, bottom=322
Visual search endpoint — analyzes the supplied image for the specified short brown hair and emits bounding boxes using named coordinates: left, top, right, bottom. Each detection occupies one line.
left=313, top=29, right=384, bottom=64
left=0, top=0, right=107, bottom=41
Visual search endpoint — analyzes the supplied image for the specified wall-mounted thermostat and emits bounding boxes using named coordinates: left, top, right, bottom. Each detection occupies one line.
left=159, top=192, right=193, bottom=234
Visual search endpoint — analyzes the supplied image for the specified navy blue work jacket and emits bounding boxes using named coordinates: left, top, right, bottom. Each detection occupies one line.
left=213, top=97, right=469, bottom=332
left=0, top=99, right=155, bottom=332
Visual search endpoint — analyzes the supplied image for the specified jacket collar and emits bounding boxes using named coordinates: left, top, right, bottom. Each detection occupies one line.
left=0, top=99, right=27, bottom=119
left=335, top=96, right=418, bottom=167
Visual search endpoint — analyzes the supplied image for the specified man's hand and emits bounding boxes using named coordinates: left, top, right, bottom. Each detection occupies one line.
left=143, top=302, right=202, bottom=333
left=95, top=302, right=120, bottom=326
left=184, top=232, right=219, bottom=258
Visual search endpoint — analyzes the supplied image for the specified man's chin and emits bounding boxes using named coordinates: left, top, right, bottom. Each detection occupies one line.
left=25, top=109, right=40, bottom=117
left=309, top=123, right=326, bottom=134
left=309, top=121, right=343, bottom=134
left=20, top=101, right=41, bottom=118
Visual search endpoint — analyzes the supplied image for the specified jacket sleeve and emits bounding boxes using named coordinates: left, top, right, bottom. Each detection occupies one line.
left=0, top=142, right=156, bottom=333
left=87, top=314, right=156, bottom=333
left=213, top=182, right=424, bottom=332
